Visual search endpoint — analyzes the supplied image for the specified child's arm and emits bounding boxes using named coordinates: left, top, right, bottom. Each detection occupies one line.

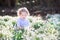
left=16, top=20, right=24, bottom=29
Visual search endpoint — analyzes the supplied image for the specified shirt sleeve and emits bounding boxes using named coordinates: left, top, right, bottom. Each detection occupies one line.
left=16, top=19, right=21, bottom=27
left=27, top=20, right=30, bottom=27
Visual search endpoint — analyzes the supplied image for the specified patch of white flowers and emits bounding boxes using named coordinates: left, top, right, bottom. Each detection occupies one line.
left=0, top=15, right=59, bottom=40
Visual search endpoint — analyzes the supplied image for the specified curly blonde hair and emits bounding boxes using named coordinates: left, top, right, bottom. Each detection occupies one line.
left=17, top=7, right=30, bottom=16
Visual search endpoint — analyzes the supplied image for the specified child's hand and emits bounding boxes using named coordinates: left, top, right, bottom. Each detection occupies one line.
left=19, top=27, right=24, bottom=30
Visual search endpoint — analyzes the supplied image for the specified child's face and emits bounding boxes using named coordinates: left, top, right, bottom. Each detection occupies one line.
left=19, top=12, right=28, bottom=19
